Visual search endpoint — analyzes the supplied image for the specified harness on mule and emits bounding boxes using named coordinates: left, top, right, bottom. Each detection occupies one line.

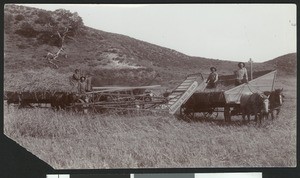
left=246, top=83, right=270, bottom=113
left=238, top=83, right=270, bottom=114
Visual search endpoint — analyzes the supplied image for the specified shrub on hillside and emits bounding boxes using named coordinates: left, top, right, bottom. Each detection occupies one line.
left=36, top=31, right=61, bottom=46
left=35, top=11, right=55, bottom=25
left=14, top=14, right=25, bottom=21
left=5, top=5, right=84, bottom=47
left=15, top=21, right=39, bottom=38
left=51, top=9, right=84, bottom=37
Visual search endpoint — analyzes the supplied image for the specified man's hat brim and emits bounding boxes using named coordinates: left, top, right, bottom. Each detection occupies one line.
left=210, top=67, right=217, bottom=71
left=238, top=62, right=245, bottom=67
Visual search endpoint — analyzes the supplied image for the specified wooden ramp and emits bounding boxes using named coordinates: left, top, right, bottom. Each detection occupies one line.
left=167, top=73, right=206, bottom=114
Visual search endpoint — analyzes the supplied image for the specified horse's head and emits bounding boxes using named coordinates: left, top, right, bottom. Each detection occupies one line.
left=259, top=93, right=270, bottom=114
left=274, top=88, right=284, bottom=106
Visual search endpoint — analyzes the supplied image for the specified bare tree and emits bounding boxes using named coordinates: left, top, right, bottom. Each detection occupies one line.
left=45, top=27, right=69, bottom=68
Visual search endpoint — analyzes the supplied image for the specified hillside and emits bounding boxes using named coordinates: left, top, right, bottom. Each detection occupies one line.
left=263, top=53, right=297, bottom=76
left=4, top=4, right=297, bottom=92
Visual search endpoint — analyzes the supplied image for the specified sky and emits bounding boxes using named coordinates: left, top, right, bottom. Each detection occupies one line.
left=22, top=4, right=296, bottom=62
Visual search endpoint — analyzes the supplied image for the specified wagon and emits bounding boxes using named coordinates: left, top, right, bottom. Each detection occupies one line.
left=179, top=70, right=277, bottom=121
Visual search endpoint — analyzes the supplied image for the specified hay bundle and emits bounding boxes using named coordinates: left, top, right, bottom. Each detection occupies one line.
left=4, top=68, right=77, bottom=92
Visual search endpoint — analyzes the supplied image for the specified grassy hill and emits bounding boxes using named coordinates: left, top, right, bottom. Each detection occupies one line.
left=4, top=4, right=297, bottom=92
left=263, top=53, right=297, bottom=76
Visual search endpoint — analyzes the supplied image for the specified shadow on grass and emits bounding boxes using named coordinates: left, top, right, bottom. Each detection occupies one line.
left=176, top=114, right=271, bottom=127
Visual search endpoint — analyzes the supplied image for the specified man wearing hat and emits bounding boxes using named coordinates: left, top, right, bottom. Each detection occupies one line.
left=78, top=76, right=88, bottom=94
left=206, top=67, right=219, bottom=88
left=69, top=69, right=83, bottom=92
left=73, top=69, right=81, bottom=81
left=235, top=62, right=248, bottom=86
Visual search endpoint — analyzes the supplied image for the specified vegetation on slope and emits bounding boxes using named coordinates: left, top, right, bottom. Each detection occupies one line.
left=4, top=4, right=296, bottom=92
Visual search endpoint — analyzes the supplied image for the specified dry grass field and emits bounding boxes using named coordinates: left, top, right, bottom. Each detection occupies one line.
left=4, top=76, right=296, bottom=169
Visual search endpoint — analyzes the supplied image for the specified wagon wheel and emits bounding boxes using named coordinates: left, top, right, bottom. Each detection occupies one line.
left=106, top=94, right=118, bottom=102
left=87, top=94, right=106, bottom=113
left=72, top=99, right=82, bottom=112
left=133, top=95, right=151, bottom=109
left=73, top=98, right=89, bottom=114
left=105, top=94, right=122, bottom=112
left=202, top=108, right=218, bottom=119
left=180, top=105, right=195, bottom=120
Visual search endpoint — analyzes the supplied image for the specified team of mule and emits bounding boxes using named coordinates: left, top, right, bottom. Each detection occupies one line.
left=5, top=91, right=80, bottom=110
left=239, top=89, right=284, bottom=123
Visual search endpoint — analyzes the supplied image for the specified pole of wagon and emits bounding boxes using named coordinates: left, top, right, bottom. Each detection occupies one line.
left=249, top=58, right=253, bottom=80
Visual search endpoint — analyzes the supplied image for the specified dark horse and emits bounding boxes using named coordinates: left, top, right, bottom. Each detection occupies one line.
left=264, top=88, right=284, bottom=120
left=5, top=91, right=53, bottom=109
left=5, top=91, right=76, bottom=111
left=240, top=92, right=270, bottom=124
left=50, top=92, right=76, bottom=110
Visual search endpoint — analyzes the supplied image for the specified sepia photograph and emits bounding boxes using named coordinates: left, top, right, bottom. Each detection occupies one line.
left=3, top=4, right=297, bottom=169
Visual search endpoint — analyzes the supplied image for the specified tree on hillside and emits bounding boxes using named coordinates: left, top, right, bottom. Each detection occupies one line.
left=5, top=5, right=84, bottom=68
left=41, top=9, right=84, bottom=68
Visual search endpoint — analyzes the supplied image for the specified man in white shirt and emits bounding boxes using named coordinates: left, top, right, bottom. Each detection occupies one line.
left=235, top=62, right=248, bottom=86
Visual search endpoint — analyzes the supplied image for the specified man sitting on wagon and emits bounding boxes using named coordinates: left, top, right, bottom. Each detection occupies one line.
left=73, top=69, right=81, bottom=81
left=78, top=76, right=88, bottom=94
left=235, top=62, right=248, bottom=86
left=206, top=67, right=219, bottom=89
left=70, top=69, right=81, bottom=87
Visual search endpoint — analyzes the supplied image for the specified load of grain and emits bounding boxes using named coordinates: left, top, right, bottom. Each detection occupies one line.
left=4, top=68, right=77, bottom=92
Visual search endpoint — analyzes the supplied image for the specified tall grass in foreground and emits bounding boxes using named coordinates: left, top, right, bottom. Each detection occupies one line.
left=4, top=96, right=296, bottom=169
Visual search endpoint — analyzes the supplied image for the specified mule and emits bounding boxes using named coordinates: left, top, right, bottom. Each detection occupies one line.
left=264, top=88, right=284, bottom=120
left=5, top=91, right=53, bottom=109
left=50, top=92, right=76, bottom=110
left=240, top=93, right=269, bottom=124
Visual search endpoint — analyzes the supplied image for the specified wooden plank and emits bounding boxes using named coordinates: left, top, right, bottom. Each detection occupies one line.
left=177, top=86, right=190, bottom=90
left=179, top=83, right=193, bottom=87
left=169, top=93, right=182, bottom=96
left=168, top=95, right=181, bottom=99
left=168, top=98, right=179, bottom=102
left=179, top=82, right=193, bottom=85
left=173, top=89, right=191, bottom=92
left=186, top=76, right=198, bottom=80
left=92, top=85, right=161, bottom=91
left=181, top=79, right=194, bottom=83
